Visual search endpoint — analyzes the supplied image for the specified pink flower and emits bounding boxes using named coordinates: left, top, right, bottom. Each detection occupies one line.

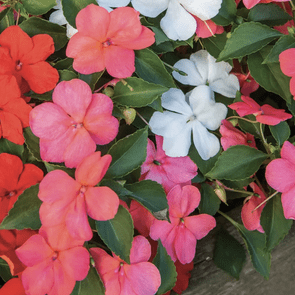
left=194, top=16, right=224, bottom=38
left=265, top=141, right=295, bottom=219
left=242, top=0, right=288, bottom=9
left=241, top=183, right=267, bottom=233
left=29, top=79, right=119, bottom=168
left=279, top=48, right=295, bottom=96
left=150, top=185, right=216, bottom=264
left=90, top=235, right=161, bottom=295
left=220, top=119, right=256, bottom=151
left=228, top=95, right=292, bottom=125
left=66, top=5, right=155, bottom=78
left=38, top=151, right=120, bottom=241
left=15, top=230, right=89, bottom=295
left=140, top=136, right=198, bottom=193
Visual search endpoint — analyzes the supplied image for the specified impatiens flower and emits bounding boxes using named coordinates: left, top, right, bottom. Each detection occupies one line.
left=194, top=16, right=224, bottom=38
left=279, top=48, right=295, bottom=96
left=38, top=151, right=120, bottom=241
left=30, top=79, right=119, bottom=168
left=0, top=25, right=59, bottom=94
left=242, top=0, right=288, bottom=10
left=90, top=235, right=161, bottom=295
left=66, top=5, right=155, bottom=78
left=0, top=77, right=32, bottom=145
left=172, top=50, right=240, bottom=98
left=15, top=230, right=90, bottom=295
left=0, top=277, right=25, bottom=295
left=150, top=185, right=216, bottom=264
left=265, top=141, right=295, bottom=219
left=229, top=95, right=292, bottom=125
left=140, top=135, right=198, bottom=193
left=220, top=119, right=256, bottom=151
left=0, top=153, right=43, bottom=222
left=241, top=183, right=267, bottom=233
left=149, top=87, right=227, bottom=160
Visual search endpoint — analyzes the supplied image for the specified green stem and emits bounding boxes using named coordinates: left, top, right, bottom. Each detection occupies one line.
left=162, top=61, right=188, bottom=76
left=225, top=188, right=259, bottom=197
left=136, top=111, right=150, bottom=128
left=259, top=123, right=271, bottom=154
left=251, top=191, right=279, bottom=213
left=227, top=116, right=259, bottom=124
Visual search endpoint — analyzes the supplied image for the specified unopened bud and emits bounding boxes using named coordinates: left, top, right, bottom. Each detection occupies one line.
left=123, top=108, right=136, bottom=125
left=214, top=186, right=227, bottom=204
left=103, top=86, right=114, bottom=97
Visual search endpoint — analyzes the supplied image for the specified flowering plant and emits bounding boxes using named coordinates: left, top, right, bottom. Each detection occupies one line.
left=0, top=0, right=295, bottom=294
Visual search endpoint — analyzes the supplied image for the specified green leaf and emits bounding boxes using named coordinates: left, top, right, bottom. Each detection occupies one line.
left=212, top=0, right=237, bottom=26
left=23, top=127, right=41, bottom=161
left=199, top=183, right=221, bottom=216
left=221, top=178, right=254, bottom=190
left=260, top=195, right=293, bottom=251
left=213, top=229, right=246, bottom=279
left=0, top=258, right=12, bottom=282
left=112, top=77, right=168, bottom=107
left=0, top=8, right=14, bottom=33
left=202, top=32, right=228, bottom=59
left=19, top=17, right=68, bottom=51
left=135, top=48, right=176, bottom=88
left=269, top=121, right=290, bottom=146
left=125, top=180, right=168, bottom=213
left=22, top=0, right=56, bottom=15
left=99, top=179, right=132, bottom=203
left=206, top=146, right=268, bottom=181
left=24, top=90, right=53, bottom=101
left=0, top=138, right=24, bottom=158
left=248, top=46, right=292, bottom=103
left=54, top=58, right=74, bottom=70
left=263, top=34, right=295, bottom=64
left=248, top=3, right=292, bottom=27
left=59, top=69, right=78, bottom=81
left=0, top=184, right=42, bottom=230
left=153, top=240, right=177, bottom=295
left=95, top=205, right=134, bottom=263
left=148, top=96, right=163, bottom=112
left=217, top=22, right=282, bottom=61
left=44, top=162, right=75, bottom=178
left=287, top=98, right=295, bottom=116
left=71, top=265, right=105, bottom=295
left=62, top=0, right=98, bottom=28
left=105, top=127, right=148, bottom=179
left=79, top=71, right=104, bottom=91
left=237, top=116, right=261, bottom=138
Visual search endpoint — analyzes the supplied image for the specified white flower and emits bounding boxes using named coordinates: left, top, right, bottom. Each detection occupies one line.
left=96, top=0, right=129, bottom=11
left=49, top=0, right=78, bottom=38
left=172, top=50, right=240, bottom=98
left=149, top=86, right=227, bottom=160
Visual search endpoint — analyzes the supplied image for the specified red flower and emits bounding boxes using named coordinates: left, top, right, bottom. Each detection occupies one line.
left=0, top=25, right=59, bottom=94
left=0, top=277, right=26, bottom=295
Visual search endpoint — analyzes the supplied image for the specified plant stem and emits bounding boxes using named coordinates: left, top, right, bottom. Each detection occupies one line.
left=162, top=61, right=188, bottom=76
left=136, top=111, right=150, bottom=127
left=251, top=191, right=279, bottom=213
left=227, top=116, right=259, bottom=124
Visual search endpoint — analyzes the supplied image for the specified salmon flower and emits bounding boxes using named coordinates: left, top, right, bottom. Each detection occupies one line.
left=279, top=48, right=295, bottom=97
left=66, top=4, right=155, bottom=78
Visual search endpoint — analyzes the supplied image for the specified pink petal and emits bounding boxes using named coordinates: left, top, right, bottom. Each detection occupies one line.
left=228, top=95, right=261, bottom=117
left=52, top=79, right=92, bottom=123
left=290, top=76, right=295, bottom=96
left=279, top=48, right=295, bottom=77
left=184, top=214, right=216, bottom=240
left=281, top=141, right=295, bottom=166
left=85, top=186, right=119, bottom=221
left=39, top=201, right=69, bottom=227
left=281, top=186, right=295, bottom=219
left=243, top=0, right=261, bottom=9
left=75, top=152, right=112, bottom=186
left=130, top=236, right=151, bottom=264
left=257, top=105, right=292, bottom=125
left=141, top=138, right=157, bottom=175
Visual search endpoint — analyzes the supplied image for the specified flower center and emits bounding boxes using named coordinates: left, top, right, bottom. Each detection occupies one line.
left=80, top=185, right=87, bottom=196
left=15, top=60, right=23, bottom=71
left=153, top=160, right=161, bottom=166
left=52, top=252, right=58, bottom=261
left=187, top=114, right=197, bottom=123
left=102, top=38, right=113, bottom=48
left=72, top=122, right=83, bottom=129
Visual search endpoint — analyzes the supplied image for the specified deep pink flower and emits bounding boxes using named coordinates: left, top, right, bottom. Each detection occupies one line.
left=140, top=136, right=198, bottom=193
left=229, top=95, right=292, bottom=125
left=242, top=0, right=288, bottom=9
left=265, top=141, right=295, bottom=219
left=15, top=230, right=89, bottom=295
left=279, top=48, right=295, bottom=96
left=241, top=183, right=267, bottom=233
left=194, top=16, right=224, bottom=38
left=220, top=119, right=256, bottom=151
left=29, top=79, right=119, bottom=168
left=150, top=185, right=216, bottom=264
left=90, top=235, right=161, bottom=295
left=38, top=151, right=120, bottom=241
left=66, top=4, right=155, bottom=78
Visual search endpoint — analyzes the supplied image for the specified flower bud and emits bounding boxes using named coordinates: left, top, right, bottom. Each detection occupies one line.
left=123, top=108, right=136, bottom=125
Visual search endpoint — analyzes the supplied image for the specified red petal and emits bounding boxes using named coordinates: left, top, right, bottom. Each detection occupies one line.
left=0, top=277, right=26, bottom=295
left=16, top=163, right=43, bottom=192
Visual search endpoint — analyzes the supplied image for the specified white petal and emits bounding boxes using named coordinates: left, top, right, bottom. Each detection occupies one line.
left=160, top=0, right=196, bottom=41
left=207, top=55, right=232, bottom=82
left=131, top=0, right=169, bottom=17
left=162, top=123, right=192, bottom=157
left=190, top=50, right=210, bottom=84
left=96, top=0, right=130, bottom=7
left=49, top=10, right=66, bottom=25
left=172, top=59, right=205, bottom=86
left=54, top=0, right=62, bottom=9
left=67, top=25, right=78, bottom=39
left=161, top=88, right=193, bottom=116
left=179, top=0, right=222, bottom=20
left=192, top=121, right=220, bottom=160
left=210, top=74, right=240, bottom=98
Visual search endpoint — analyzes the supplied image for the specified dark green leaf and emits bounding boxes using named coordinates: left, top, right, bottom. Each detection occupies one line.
left=206, top=146, right=268, bottom=181
left=202, top=32, right=228, bottom=59
left=287, top=99, right=295, bottom=116
left=221, top=178, right=254, bottom=190
left=19, top=17, right=68, bottom=51
left=237, top=116, right=261, bottom=138
left=95, top=205, right=134, bottom=263
left=269, top=121, right=290, bottom=146
left=23, top=127, right=41, bottom=161
left=153, top=240, right=177, bottom=295
left=199, top=183, right=221, bottom=216
left=59, top=69, right=78, bottom=81
left=217, top=22, right=282, bottom=61
left=22, top=0, right=56, bottom=15
left=44, top=162, right=75, bottom=178
left=260, top=195, right=293, bottom=251
left=100, top=179, right=132, bottom=203
left=0, top=138, right=24, bottom=158
left=79, top=71, right=104, bottom=91
left=54, top=58, right=73, bottom=70
left=213, top=229, right=246, bottom=279
left=212, top=0, right=237, bottom=26
left=25, top=90, right=53, bottom=101
left=0, top=184, right=42, bottom=230
left=0, top=258, right=12, bottom=282
left=148, top=96, right=163, bottom=112
left=0, top=8, right=14, bottom=32
left=105, top=127, right=148, bottom=178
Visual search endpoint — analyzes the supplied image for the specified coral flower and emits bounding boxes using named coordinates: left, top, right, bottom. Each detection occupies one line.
left=30, top=79, right=119, bottom=168
left=0, top=277, right=25, bottom=295
left=90, top=235, right=161, bottom=295
left=66, top=4, right=155, bottom=78
left=38, top=151, right=120, bottom=241
left=150, top=185, right=216, bottom=264
left=265, top=141, right=295, bottom=219
left=279, top=48, right=295, bottom=96
left=15, top=230, right=89, bottom=295
left=0, top=25, right=59, bottom=94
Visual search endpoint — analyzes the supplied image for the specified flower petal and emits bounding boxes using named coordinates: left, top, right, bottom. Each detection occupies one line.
left=131, top=0, right=169, bottom=17
left=279, top=49, right=295, bottom=76
left=210, top=74, right=240, bottom=98
left=281, top=141, right=295, bottom=166
left=130, top=235, right=151, bottom=264
left=281, top=186, right=295, bottom=219
left=184, top=214, right=216, bottom=239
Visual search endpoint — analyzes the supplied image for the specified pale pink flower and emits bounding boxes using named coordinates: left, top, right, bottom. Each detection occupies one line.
left=38, top=152, right=120, bottom=241
left=29, top=79, right=119, bottom=168
left=150, top=185, right=216, bottom=264
left=265, top=141, right=295, bottom=219
left=90, top=235, right=161, bottom=295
